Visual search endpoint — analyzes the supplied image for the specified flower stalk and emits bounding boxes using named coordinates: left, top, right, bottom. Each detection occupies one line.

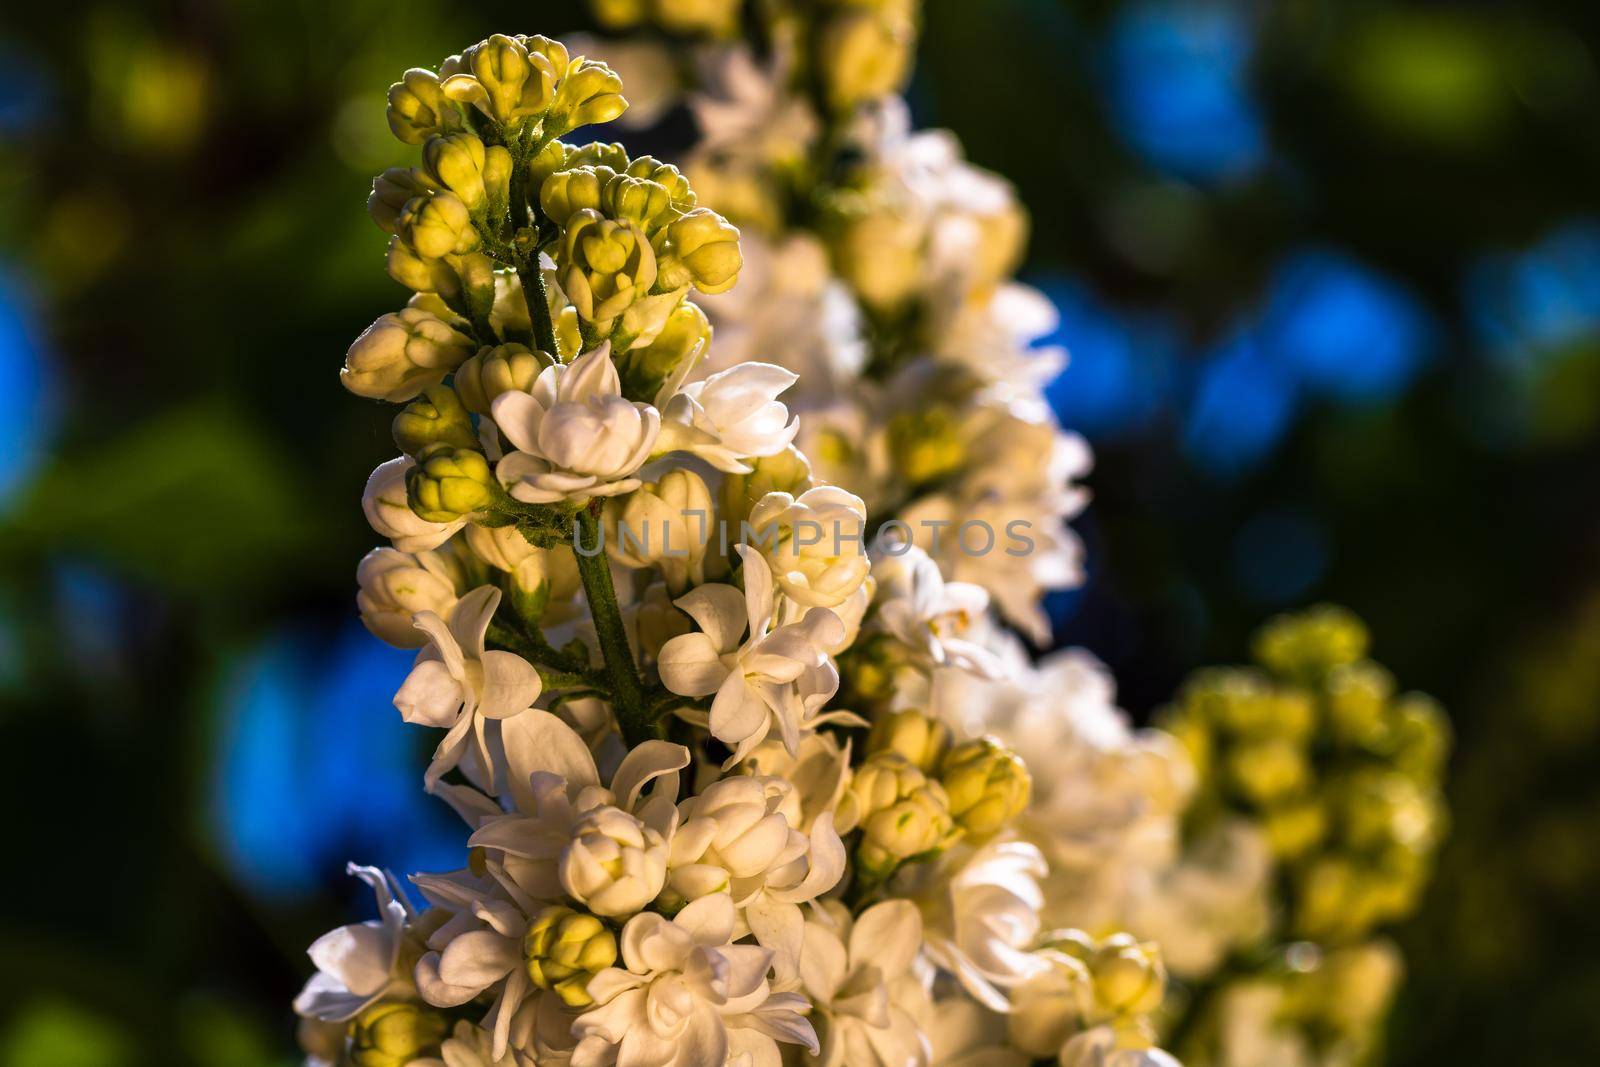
left=573, top=501, right=657, bottom=745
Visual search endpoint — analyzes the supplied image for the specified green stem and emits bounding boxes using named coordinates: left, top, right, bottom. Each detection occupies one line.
left=573, top=503, right=657, bottom=746
left=486, top=619, right=603, bottom=691
left=521, top=263, right=560, bottom=359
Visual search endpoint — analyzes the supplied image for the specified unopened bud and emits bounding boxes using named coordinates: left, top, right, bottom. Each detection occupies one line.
left=867, top=708, right=949, bottom=773
left=386, top=68, right=461, bottom=144
left=393, top=384, right=477, bottom=456
left=523, top=905, right=618, bottom=1008
left=940, top=737, right=1030, bottom=837
left=658, top=208, right=741, bottom=294
left=454, top=343, right=544, bottom=415
left=546, top=58, right=628, bottom=138
left=407, top=445, right=496, bottom=522
left=398, top=192, right=479, bottom=259
left=348, top=1001, right=447, bottom=1067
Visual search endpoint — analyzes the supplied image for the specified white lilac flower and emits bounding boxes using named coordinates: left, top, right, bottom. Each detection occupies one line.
left=409, top=868, right=545, bottom=1061
left=656, top=545, right=859, bottom=763
left=410, top=1019, right=539, bottom=1066
left=393, top=585, right=542, bottom=789
left=687, top=43, right=818, bottom=168
left=746, top=485, right=871, bottom=609
left=903, top=840, right=1051, bottom=1011
left=466, top=710, right=689, bottom=911
left=901, top=982, right=1026, bottom=1067
left=357, top=545, right=467, bottom=648
left=927, top=282, right=1066, bottom=391
left=739, top=732, right=853, bottom=833
left=1126, top=819, right=1274, bottom=980
left=560, top=803, right=671, bottom=918
left=800, top=900, right=930, bottom=1067
left=570, top=894, right=817, bottom=1067
left=655, top=362, right=800, bottom=473
left=293, top=864, right=416, bottom=1023
left=492, top=343, right=661, bottom=504
left=365, top=456, right=467, bottom=552
left=870, top=544, right=1002, bottom=677
left=666, top=775, right=846, bottom=977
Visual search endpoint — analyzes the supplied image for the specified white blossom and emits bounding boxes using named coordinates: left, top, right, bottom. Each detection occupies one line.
left=293, top=864, right=415, bottom=1022
left=870, top=544, right=1002, bottom=677
left=364, top=456, right=466, bottom=552
left=904, top=840, right=1051, bottom=1011
left=492, top=343, right=661, bottom=504
left=746, top=485, right=871, bottom=609
left=657, top=545, right=858, bottom=763
left=656, top=362, right=800, bottom=473
left=570, top=894, right=818, bottom=1067
left=357, top=545, right=466, bottom=648
left=393, top=585, right=542, bottom=789
left=800, top=901, right=930, bottom=1067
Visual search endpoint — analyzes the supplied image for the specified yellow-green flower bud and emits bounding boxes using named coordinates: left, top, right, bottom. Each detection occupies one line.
left=342, top=307, right=475, bottom=403
left=528, top=138, right=571, bottom=192
left=568, top=141, right=632, bottom=171
left=1263, top=799, right=1327, bottom=860
left=656, top=0, right=742, bottom=36
left=561, top=209, right=657, bottom=329
left=440, top=33, right=558, bottom=125
left=887, top=407, right=965, bottom=487
left=604, top=173, right=673, bottom=232
left=348, top=1002, right=447, bottom=1067
left=386, top=236, right=458, bottom=295
left=1226, top=737, right=1309, bottom=805
left=523, top=904, right=619, bottom=1008
left=421, top=133, right=506, bottom=214
left=604, top=467, right=714, bottom=592
left=657, top=208, right=742, bottom=294
left=1336, top=770, right=1437, bottom=853
left=939, top=737, right=1031, bottom=837
left=817, top=7, right=915, bottom=113
left=540, top=166, right=613, bottom=227
left=719, top=445, right=813, bottom=526
left=455, top=343, right=544, bottom=415
left=1325, top=662, right=1394, bottom=746
left=520, top=34, right=572, bottom=82
left=1389, top=694, right=1449, bottom=783
left=1088, top=934, right=1166, bottom=1018
left=593, top=0, right=648, bottom=30
left=546, top=58, right=628, bottom=138
left=370, top=167, right=438, bottom=235
left=407, top=445, right=496, bottom=522
left=398, top=192, right=479, bottom=259
left=1252, top=604, right=1369, bottom=683
left=483, top=146, right=513, bottom=212
left=841, top=753, right=957, bottom=879
left=617, top=299, right=711, bottom=402
left=626, top=157, right=696, bottom=213
left=868, top=708, right=949, bottom=773
left=828, top=205, right=923, bottom=312
left=393, top=384, right=477, bottom=457
left=387, top=68, right=462, bottom=144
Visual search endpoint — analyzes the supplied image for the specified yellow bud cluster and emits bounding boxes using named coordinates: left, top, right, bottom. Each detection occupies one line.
left=839, top=752, right=959, bottom=879
left=348, top=1002, right=447, bottom=1067
left=523, top=905, right=619, bottom=1008
left=1156, top=605, right=1450, bottom=946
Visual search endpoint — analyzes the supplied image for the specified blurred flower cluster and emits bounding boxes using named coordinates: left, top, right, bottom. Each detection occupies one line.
left=1154, top=606, right=1450, bottom=1067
